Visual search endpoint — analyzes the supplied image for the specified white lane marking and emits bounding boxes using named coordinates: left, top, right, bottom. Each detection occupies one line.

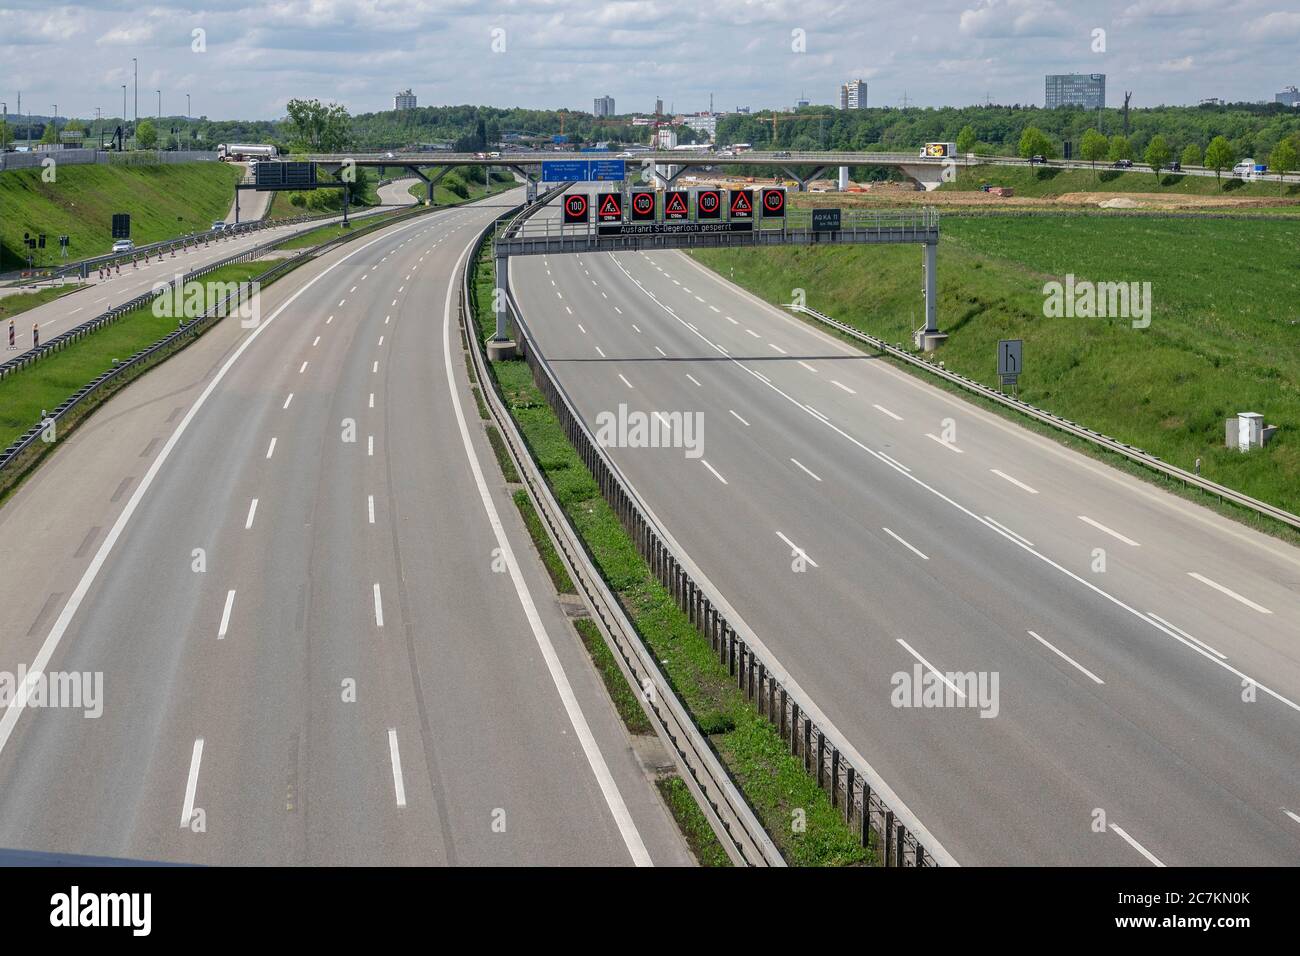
left=694, top=296, right=705, bottom=304
left=618, top=373, right=633, bottom=389
left=385, top=315, right=391, bottom=324
left=983, top=515, right=1035, bottom=548
left=1285, top=810, right=1300, bottom=826
left=283, top=393, right=294, bottom=409
left=790, top=458, right=822, bottom=482
left=577, top=323, right=587, bottom=334
left=1109, top=824, right=1165, bottom=867
left=368, top=435, right=374, bottom=457
left=350, top=285, right=357, bottom=293
left=373, top=583, right=384, bottom=627
left=798, top=360, right=817, bottom=373
left=631, top=324, right=641, bottom=333
left=595, top=345, right=606, bottom=358
left=1147, top=613, right=1226, bottom=659
left=369, top=393, right=375, bottom=408
left=685, top=373, right=702, bottom=387
left=769, top=343, right=787, bottom=355
left=725, top=315, right=738, bottom=324
left=180, top=738, right=204, bottom=827
left=806, top=405, right=829, bottom=423
left=452, top=244, right=651, bottom=866
left=831, top=380, right=856, bottom=394
left=873, top=403, right=903, bottom=421
left=1027, top=630, right=1105, bottom=684
left=877, top=451, right=910, bottom=473
left=338, top=299, right=346, bottom=307
left=709, top=305, right=721, bottom=313
left=312, top=336, right=320, bottom=347
left=925, top=433, right=963, bottom=453
left=244, top=498, right=259, bottom=530
left=377, top=336, right=384, bottom=346
left=373, top=361, right=379, bottom=373
left=654, top=345, right=667, bottom=357
left=1187, top=572, right=1272, bottom=614
left=745, top=329, right=760, bottom=338
left=326, top=315, right=333, bottom=324
left=368, top=495, right=376, bottom=525
left=701, top=459, right=728, bottom=484
left=775, top=531, right=818, bottom=568
left=1078, top=515, right=1140, bottom=547
left=614, top=307, right=623, bottom=315
left=265, top=437, right=277, bottom=459
left=896, top=639, right=965, bottom=699
left=990, top=469, right=1039, bottom=494
left=729, top=409, right=751, bottom=427
left=218, top=590, right=236, bottom=639
left=882, top=527, right=929, bottom=560
left=391, top=299, right=398, bottom=307
left=298, top=361, right=308, bottom=374
left=387, top=729, right=407, bottom=807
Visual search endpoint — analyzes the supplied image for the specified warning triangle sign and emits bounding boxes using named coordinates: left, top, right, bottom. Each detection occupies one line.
left=597, top=192, right=623, bottom=221
left=729, top=189, right=753, bottom=218
left=665, top=191, right=689, bottom=219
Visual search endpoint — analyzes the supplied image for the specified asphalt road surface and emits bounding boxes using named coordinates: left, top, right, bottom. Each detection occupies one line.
left=507, top=196, right=1300, bottom=866
left=0, top=190, right=690, bottom=866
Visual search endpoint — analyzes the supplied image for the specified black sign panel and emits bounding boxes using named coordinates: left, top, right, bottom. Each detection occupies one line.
left=761, top=188, right=786, bottom=218
left=254, top=161, right=318, bottom=191
left=812, top=207, right=842, bottom=231
left=729, top=189, right=754, bottom=220
left=597, top=192, right=623, bottom=223
left=696, top=189, right=722, bottom=220
left=111, top=213, right=131, bottom=239
left=597, top=221, right=753, bottom=236
left=630, top=190, right=656, bottom=221
left=664, top=190, right=689, bottom=220
left=563, top=193, right=590, bottom=224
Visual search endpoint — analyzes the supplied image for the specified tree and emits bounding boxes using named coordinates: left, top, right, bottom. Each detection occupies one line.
left=1143, top=134, right=1171, bottom=183
left=955, top=124, right=977, bottom=154
left=1017, top=126, right=1053, bottom=159
left=1181, top=143, right=1202, bottom=168
left=39, top=121, right=58, bottom=145
left=0, top=119, right=13, bottom=150
left=1080, top=128, right=1108, bottom=178
left=1269, top=139, right=1297, bottom=192
left=135, top=119, right=157, bottom=149
left=1107, top=135, right=1132, bottom=163
left=1204, top=135, right=1234, bottom=182
left=284, top=98, right=351, bottom=152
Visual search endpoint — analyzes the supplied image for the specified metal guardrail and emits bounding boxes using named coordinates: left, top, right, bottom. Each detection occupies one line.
left=465, top=192, right=785, bottom=866
left=0, top=202, right=441, bottom=477
left=494, top=193, right=952, bottom=866
left=789, top=305, right=1300, bottom=533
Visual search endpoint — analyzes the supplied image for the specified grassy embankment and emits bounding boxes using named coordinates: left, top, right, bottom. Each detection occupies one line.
left=468, top=241, right=872, bottom=866
left=1, top=163, right=243, bottom=269
left=690, top=214, right=1300, bottom=525
left=939, top=163, right=1300, bottom=199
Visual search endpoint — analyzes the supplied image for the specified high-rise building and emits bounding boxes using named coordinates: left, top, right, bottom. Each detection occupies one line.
left=1277, top=86, right=1300, bottom=107
left=1045, top=73, right=1105, bottom=109
left=594, top=95, right=615, bottom=117
left=394, top=89, right=417, bottom=110
left=655, top=97, right=664, bottom=116
left=839, top=80, right=868, bottom=110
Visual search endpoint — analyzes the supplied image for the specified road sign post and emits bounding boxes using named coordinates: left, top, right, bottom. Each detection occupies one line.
left=997, top=338, right=1022, bottom=391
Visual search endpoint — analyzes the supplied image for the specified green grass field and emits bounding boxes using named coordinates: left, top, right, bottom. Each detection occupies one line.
left=0, top=284, right=85, bottom=322
left=0, top=262, right=265, bottom=452
left=1, top=163, right=243, bottom=270
left=691, top=214, right=1300, bottom=518
left=942, top=163, right=1300, bottom=199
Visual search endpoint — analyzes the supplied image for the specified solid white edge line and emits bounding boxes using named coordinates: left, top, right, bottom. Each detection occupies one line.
left=1027, top=630, right=1105, bottom=684
left=465, top=245, right=652, bottom=866
left=1147, top=613, right=1226, bottom=660
left=180, top=737, right=204, bottom=827
left=790, top=458, right=822, bottom=482
left=387, top=728, right=407, bottom=808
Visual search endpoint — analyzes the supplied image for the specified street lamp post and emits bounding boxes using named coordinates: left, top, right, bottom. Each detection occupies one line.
left=121, top=85, right=127, bottom=149
left=132, top=57, right=138, bottom=130
left=186, top=93, right=191, bottom=149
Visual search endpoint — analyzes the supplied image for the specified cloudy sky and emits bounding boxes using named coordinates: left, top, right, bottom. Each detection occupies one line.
left=2, top=0, right=1298, bottom=121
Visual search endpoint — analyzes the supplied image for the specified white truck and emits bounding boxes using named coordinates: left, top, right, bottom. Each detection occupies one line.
left=920, top=142, right=959, bottom=158
left=1233, top=158, right=1267, bottom=180
left=217, top=143, right=278, bottom=162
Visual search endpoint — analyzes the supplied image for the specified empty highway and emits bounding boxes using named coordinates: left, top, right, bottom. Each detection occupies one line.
left=0, top=190, right=689, bottom=865
left=508, top=194, right=1300, bottom=865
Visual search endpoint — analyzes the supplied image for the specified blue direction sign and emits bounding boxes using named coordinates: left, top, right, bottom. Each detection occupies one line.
left=541, top=160, right=590, bottom=182
left=589, top=159, right=627, bottom=182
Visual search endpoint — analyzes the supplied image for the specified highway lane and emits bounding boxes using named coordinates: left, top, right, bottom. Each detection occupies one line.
left=508, top=208, right=1300, bottom=865
left=0, top=193, right=690, bottom=865
left=5, top=203, right=403, bottom=360
left=377, top=178, right=420, bottom=205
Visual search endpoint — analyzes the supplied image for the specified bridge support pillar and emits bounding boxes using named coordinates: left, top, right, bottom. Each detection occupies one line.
left=780, top=166, right=828, bottom=192
left=838, top=166, right=850, bottom=191
left=914, top=241, right=946, bottom=351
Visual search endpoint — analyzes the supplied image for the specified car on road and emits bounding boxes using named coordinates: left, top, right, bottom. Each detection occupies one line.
left=211, top=220, right=226, bottom=231
left=1112, top=159, right=1134, bottom=168
left=1167, top=161, right=1182, bottom=172
left=1029, top=154, right=1046, bottom=165
left=111, top=239, right=135, bottom=253
left=773, top=150, right=791, bottom=158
